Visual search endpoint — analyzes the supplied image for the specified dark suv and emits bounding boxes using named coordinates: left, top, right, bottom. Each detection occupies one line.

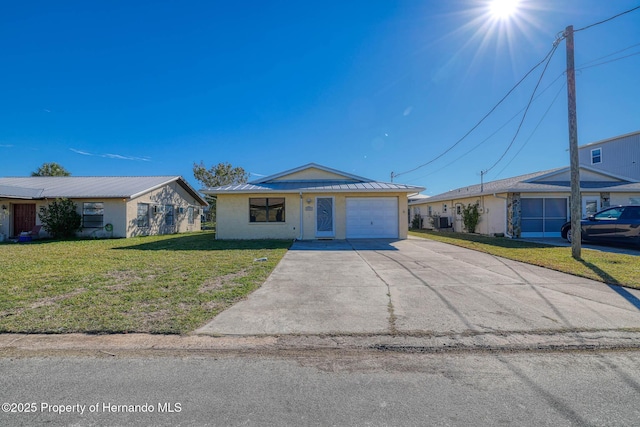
left=561, top=205, right=640, bottom=245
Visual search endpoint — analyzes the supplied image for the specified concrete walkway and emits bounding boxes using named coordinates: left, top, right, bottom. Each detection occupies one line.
left=196, top=237, right=640, bottom=336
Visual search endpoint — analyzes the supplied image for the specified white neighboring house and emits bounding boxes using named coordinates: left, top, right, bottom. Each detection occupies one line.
left=410, top=131, right=640, bottom=238
left=408, top=193, right=430, bottom=228
left=0, top=176, right=208, bottom=239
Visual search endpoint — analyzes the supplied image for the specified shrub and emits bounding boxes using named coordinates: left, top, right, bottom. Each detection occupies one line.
left=462, top=203, right=480, bottom=233
left=38, top=198, right=82, bottom=239
left=411, top=213, right=423, bottom=229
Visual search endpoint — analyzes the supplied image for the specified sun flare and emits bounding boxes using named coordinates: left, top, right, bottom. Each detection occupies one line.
left=489, top=0, right=520, bottom=20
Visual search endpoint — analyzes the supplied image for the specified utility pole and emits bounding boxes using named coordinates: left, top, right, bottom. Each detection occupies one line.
left=565, top=25, right=582, bottom=259
left=480, top=170, right=486, bottom=193
left=390, top=172, right=394, bottom=183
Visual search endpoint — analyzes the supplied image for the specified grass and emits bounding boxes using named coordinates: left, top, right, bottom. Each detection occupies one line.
left=0, top=232, right=291, bottom=334
left=409, top=230, right=640, bottom=289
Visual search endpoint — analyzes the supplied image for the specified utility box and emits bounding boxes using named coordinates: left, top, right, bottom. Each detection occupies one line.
left=439, top=217, right=450, bottom=229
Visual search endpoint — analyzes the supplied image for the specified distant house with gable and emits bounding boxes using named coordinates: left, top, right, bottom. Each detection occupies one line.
left=0, top=176, right=207, bottom=239
left=409, top=130, right=640, bottom=238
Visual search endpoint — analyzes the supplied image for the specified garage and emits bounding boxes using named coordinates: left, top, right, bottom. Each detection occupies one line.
left=520, top=197, right=568, bottom=238
left=346, top=197, right=398, bottom=238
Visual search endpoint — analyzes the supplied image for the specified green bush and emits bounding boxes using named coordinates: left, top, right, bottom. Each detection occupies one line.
left=462, top=203, right=480, bottom=233
left=411, top=213, right=423, bottom=229
left=38, top=198, right=82, bottom=239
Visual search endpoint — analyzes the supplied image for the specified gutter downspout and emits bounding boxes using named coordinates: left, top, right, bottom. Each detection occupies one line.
left=299, top=192, right=303, bottom=240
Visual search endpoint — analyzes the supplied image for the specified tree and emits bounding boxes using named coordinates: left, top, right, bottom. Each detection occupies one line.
left=38, top=198, right=82, bottom=239
left=192, top=161, right=249, bottom=188
left=193, top=161, right=249, bottom=224
left=31, top=162, right=71, bottom=176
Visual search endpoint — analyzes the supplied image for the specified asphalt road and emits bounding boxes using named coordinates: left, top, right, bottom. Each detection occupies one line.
left=2, top=350, right=640, bottom=426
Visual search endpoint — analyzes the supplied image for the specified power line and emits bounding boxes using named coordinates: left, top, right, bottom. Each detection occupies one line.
left=483, top=42, right=560, bottom=174
left=395, top=6, right=640, bottom=182
left=392, top=43, right=559, bottom=179
left=578, top=51, right=640, bottom=71
left=574, top=5, right=640, bottom=32
left=494, top=81, right=566, bottom=179
left=404, top=41, right=639, bottom=185
left=577, top=41, right=640, bottom=67
left=405, top=74, right=566, bottom=184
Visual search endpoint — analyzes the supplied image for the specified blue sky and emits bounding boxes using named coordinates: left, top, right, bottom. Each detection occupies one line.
left=1, top=1, right=639, bottom=195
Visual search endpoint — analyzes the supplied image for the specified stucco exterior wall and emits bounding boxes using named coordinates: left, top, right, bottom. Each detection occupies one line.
left=126, top=181, right=204, bottom=238
left=0, top=199, right=127, bottom=239
left=610, top=193, right=640, bottom=205
left=216, top=192, right=410, bottom=240
left=216, top=194, right=300, bottom=240
left=0, top=181, right=204, bottom=240
left=76, top=198, right=127, bottom=238
left=411, top=195, right=505, bottom=236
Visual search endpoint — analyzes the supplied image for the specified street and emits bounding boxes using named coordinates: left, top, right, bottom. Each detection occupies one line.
left=2, top=348, right=640, bottom=426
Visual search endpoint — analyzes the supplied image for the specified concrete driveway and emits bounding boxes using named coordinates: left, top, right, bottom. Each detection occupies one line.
left=196, top=237, right=640, bottom=336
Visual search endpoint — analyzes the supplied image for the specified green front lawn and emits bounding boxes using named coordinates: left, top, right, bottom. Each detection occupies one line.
left=410, top=230, right=640, bottom=289
left=0, top=232, right=291, bottom=334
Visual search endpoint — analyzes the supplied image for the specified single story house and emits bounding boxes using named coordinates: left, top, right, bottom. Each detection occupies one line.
left=410, top=166, right=640, bottom=238
left=203, top=163, right=425, bottom=240
left=0, top=176, right=208, bottom=239
left=410, top=131, right=640, bottom=238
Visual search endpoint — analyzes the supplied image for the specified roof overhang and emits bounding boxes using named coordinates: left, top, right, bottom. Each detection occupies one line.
left=0, top=185, right=45, bottom=199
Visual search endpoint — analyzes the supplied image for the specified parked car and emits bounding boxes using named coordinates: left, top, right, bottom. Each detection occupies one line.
left=560, top=205, right=640, bottom=245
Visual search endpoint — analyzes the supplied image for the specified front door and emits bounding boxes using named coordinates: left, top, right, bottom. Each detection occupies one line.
left=13, top=204, right=36, bottom=236
left=315, top=197, right=335, bottom=238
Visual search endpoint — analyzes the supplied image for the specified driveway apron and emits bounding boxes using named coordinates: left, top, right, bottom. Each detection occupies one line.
left=197, top=240, right=391, bottom=335
left=196, top=237, right=640, bottom=336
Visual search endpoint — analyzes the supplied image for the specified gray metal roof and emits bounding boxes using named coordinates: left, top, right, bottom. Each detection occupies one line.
left=202, top=163, right=425, bottom=195
left=203, top=180, right=423, bottom=194
left=0, top=176, right=208, bottom=205
left=0, top=184, right=44, bottom=199
left=411, top=167, right=640, bottom=204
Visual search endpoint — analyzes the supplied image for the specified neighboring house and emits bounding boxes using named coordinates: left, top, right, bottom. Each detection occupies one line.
left=203, top=163, right=425, bottom=240
left=0, top=176, right=207, bottom=239
left=579, top=130, right=640, bottom=181
left=408, top=193, right=430, bottom=227
left=410, top=131, right=640, bottom=238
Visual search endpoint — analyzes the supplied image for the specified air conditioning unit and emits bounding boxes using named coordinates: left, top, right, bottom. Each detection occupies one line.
left=439, top=217, right=450, bottom=229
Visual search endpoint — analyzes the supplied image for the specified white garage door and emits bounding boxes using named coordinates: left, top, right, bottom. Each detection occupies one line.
left=346, top=197, right=398, bottom=238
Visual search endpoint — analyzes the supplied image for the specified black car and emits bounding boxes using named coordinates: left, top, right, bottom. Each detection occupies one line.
left=560, top=205, right=640, bottom=245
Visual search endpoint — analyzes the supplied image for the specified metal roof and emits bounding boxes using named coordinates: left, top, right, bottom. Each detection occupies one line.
left=0, top=176, right=208, bottom=205
left=203, top=180, right=423, bottom=194
left=411, top=167, right=640, bottom=204
left=0, top=184, right=44, bottom=199
left=202, top=163, right=424, bottom=195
